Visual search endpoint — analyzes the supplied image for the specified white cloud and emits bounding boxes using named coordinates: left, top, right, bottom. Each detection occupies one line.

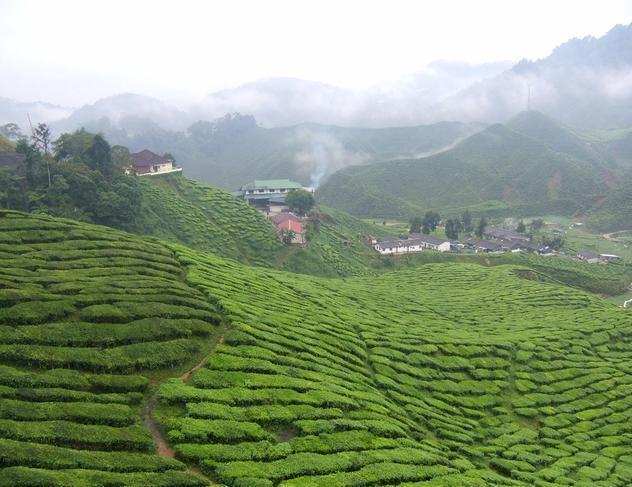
left=0, top=0, right=631, bottom=105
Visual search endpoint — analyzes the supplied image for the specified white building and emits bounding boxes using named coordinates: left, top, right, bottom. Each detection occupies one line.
left=374, top=235, right=451, bottom=255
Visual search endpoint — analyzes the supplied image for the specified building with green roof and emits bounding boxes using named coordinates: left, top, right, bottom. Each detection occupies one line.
left=237, top=179, right=312, bottom=207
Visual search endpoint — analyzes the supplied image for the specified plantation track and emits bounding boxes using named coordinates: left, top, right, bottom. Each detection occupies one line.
left=181, top=332, right=227, bottom=382
left=143, top=328, right=229, bottom=463
left=143, top=391, right=176, bottom=458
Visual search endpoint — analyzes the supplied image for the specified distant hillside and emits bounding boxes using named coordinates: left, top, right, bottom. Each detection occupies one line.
left=0, top=97, right=73, bottom=130
left=72, top=115, right=481, bottom=189
left=319, top=111, right=612, bottom=219
left=52, top=94, right=189, bottom=133
left=198, top=63, right=511, bottom=127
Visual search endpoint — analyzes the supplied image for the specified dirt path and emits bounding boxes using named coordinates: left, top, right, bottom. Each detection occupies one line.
left=143, top=328, right=227, bottom=468
left=603, top=230, right=630, bottom=242
left=180, top=334, right=225, bottom=381
left=143, top=388, right=176, bottom=458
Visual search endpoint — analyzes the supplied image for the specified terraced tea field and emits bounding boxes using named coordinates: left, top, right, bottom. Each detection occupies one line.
left=138, top=175, right=284, bottom=266
left=164, top=249, right=632, bottom=486
left=1, top=211, right=631, bottom=486
left=0, top=211, right=219, bottom=486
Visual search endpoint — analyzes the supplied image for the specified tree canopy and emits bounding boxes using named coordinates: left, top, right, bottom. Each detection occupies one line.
left=286, top=189, right=315, bottom=216
left=2, top=126, right=143, bottom=230
left=421, top=211, right=440, bottom=235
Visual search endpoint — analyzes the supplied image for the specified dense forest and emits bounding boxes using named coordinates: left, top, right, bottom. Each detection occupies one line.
left=0, top=126, right=142, bottom=230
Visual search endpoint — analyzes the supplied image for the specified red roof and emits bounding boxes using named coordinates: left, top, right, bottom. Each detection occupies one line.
left=271, top=213, right=303, bottom=234
left=270, top=213, right=302, bottom=225
left=130, top=149, right=169, bottom=168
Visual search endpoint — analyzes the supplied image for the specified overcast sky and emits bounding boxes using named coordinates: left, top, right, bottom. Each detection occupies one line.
left=1, top=0, right=631, bottom=107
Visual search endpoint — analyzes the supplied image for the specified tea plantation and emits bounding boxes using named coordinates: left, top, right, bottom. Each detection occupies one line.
left=1, top=211, right=631, bottom=486
left=137, top=175, right=284, bottom=266
left=164, top=247, right=632, bottom=486
left=0, top=211, right=220, bottom=486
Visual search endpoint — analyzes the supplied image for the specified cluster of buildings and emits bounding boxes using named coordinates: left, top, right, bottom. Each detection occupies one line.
left=237, top=179, right=313, bottom=245
left=373, top=226, right=550, bottom=256
left=576, top=250, right=620, bottom=264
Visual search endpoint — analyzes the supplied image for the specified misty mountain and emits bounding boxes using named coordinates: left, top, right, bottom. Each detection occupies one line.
left=28, top=60, right=509, bottom=134
left=432, top=23, right=632, bottom=128
left=84, top=113, right=481, bottom=189
left=318, top=111, right=622, bottom=219
left=52, top=93, right=189, bottom=134
left=197, top=61, right=512, bottom=127
left=0, top=97, right=73, bottom=133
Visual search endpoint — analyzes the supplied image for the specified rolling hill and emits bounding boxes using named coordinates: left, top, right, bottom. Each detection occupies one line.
left=134, top=174, right=395, bottom=277
left=135, top=175, right=285, bottom=267
left=318, top=111, right=618, bottom=220
left=1, top=210, right=631, bottom=486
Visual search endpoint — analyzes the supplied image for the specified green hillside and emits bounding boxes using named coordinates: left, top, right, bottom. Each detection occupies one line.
left=318, top=111, right=613, bottom=220
left=0, top=211, right=219, bottom=486
left=280, top=206, right=393, bottom=277
left=135, top=175, right=394, bottom=276
left=136, top=175, right=632, bottom=292
left=136, top=175, right=284, bottom=266
left=585, top=180, right=632, bottom=232
left=1, top=210, right=632, bottom=486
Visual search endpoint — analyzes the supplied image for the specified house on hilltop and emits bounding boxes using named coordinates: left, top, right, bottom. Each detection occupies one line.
left=270, top=212, right=305, bottom=244
left=130, top=150, right=182, bottom=176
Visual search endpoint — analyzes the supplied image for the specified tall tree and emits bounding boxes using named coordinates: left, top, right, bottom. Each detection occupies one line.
left=31, top=123, right=52, bottom=187
left=445, top=219, right=459, bottom=240
left=421, top=211, right=440, bottom=235
left=475, top=217, right=488, bottom=238
left=516, top=219, right=526, bottom=233
left=88, top=134, right=112, bottom=177
left=0, top=123, right=22, bottom=141
left=409, top=216, right=422, bottom=234
left=462, top=210, right=472, bottom=232
left=530, top=218, right=544, bottom=232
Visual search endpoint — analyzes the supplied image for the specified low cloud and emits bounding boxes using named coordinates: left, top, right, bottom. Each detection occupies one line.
left=290, top=129, right=370, bottom=187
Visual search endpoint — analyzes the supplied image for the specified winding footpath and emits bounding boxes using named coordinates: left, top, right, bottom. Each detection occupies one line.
left=142, top=330, right=227, bottom=482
